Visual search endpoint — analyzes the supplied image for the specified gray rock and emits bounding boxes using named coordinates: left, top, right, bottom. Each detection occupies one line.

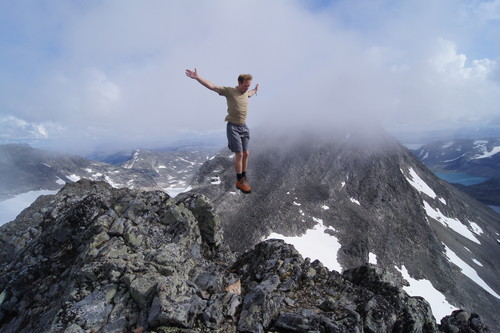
left=0, top=181, right=492, bottom=333
left=129, top=272, right=160, bottom=307
left=238, top=275, right=282, bottom=333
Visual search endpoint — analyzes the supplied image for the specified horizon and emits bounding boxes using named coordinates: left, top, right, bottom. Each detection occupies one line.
left=1, top=123, right=500, bottom=159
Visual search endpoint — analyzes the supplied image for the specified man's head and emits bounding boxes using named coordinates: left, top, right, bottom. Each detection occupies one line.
left=237, top=74, right=253, bottom=93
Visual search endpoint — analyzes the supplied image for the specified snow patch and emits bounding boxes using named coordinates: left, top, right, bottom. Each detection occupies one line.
left=293, top=201, right=301, bottom=206
left=265, top=220, right=342, bottom=272
left=444, top=155, right=463, bottom=163
left=439, top=197, right=447, bottom=205
left=104, top=176, right=119, bottom=188
left=475, top=146, right=500, bottom=159
left=67, top=174, right=81, bottom=182
left=442, top=141, right=454, bottom=149
left=210, top=176, right=221, bottom=185
left=0, top=190, right=58, bottom=226
left=350, top=198, right=360, bottom=205
left=468, top=221, right=483, bottom=235
left=56, top=177, right=66, bottom=185
left=403, top=167, right=436, bottom=198
left=443, top=245, right=500, bottom=299
left=322, top=205, right=330, bottom=210
left=164, top=186, right=191, bottom=198
left=396, top=265, right=457, bottom=320
left=472, top=259, right=483, bottom=267
left=368, top=253, right=377, bottom=265
left=423, top=201, right=480, bottom=244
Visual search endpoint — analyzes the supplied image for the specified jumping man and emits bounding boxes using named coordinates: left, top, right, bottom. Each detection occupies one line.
left=185, top=68, right=258, bottom=193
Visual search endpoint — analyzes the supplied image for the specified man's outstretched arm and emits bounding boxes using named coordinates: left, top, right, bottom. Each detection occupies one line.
left=248, top=83, right=259, bottom=97
left=185, top=68, right=222, bottom=94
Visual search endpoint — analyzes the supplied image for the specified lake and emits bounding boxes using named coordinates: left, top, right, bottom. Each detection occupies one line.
left=435, top=173, right=489, bottom=186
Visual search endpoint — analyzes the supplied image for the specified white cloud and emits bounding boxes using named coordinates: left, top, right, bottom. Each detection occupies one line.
left=0, top=0, right=499, bottom=153
left=0, top=116, right=51, bottom=142
left=429, top=38, right=495, bottom=80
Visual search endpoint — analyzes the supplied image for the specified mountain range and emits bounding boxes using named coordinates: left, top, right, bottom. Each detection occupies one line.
left=0, top=128, right=499, bottom=330
left=412, top=138, right=500, bottom=206
left=0, top=144, right=210, bottom=202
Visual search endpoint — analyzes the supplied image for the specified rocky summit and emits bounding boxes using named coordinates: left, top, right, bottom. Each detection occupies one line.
left=0, top=180, right=490, bottom=332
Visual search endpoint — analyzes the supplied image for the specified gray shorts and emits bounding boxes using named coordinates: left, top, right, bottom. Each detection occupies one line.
left=226, top=122, right=250, bottom=153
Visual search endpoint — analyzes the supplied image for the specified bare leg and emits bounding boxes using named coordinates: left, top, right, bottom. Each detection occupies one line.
left=234, top=152, right=243, bottom=174
left=242, top=150, right=249, bottom=174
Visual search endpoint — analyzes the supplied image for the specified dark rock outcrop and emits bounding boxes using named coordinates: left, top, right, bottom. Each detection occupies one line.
left=0, top=180, right=490, bottom=332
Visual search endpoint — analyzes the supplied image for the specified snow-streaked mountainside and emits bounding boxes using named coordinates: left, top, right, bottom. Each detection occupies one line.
left=0, top=144, right=155, bottom=200
left=413, top=138, right=500, bottom=178
left=0, top=145, right=209, bottom=223
left=412, top=138, right=500, bottom=207
left=182, top=129, right=500, bottom=328
left=120, top=149, right=210, bottom=191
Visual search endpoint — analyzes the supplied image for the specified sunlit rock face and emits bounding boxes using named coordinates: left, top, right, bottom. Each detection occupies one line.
left=186, top=127, right=500, bottom=329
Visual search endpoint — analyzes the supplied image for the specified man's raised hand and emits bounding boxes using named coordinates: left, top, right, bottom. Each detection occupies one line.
left=185, top=68, right=198, bottom=80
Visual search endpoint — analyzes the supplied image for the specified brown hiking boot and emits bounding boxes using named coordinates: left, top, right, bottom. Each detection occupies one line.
left=236, top=179, right=251, bottom=193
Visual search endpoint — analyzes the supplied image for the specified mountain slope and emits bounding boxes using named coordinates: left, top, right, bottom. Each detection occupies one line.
left=411, top=138, right=500, bottom=206
left=0, top=144, right=210, bottom=202
left=453, top=178, right=500, bottom=206
left=121, top=149, right=210, bottom=189
left=413, top=138, right=500, bottom=177
left=184, top=128, right=500, bottom=329
left=0, top=180, right=490, bottom=332
left=0, top=144, right=158, bottom=200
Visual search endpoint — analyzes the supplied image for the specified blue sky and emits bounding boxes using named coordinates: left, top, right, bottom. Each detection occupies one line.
left=0, top=0, right=499, bottom=154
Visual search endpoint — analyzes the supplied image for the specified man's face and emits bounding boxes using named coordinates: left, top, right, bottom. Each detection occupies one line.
left=238, top=79, right=252, bottom=93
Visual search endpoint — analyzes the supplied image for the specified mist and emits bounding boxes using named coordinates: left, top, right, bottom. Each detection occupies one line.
left=0, top=0, right=499, bottom=154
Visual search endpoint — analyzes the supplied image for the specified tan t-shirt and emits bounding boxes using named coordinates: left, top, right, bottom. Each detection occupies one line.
left=219, top=86, right=249, bottom=125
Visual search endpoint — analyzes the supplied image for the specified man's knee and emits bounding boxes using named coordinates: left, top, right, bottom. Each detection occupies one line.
left=235, top=152, right=244, bottom=160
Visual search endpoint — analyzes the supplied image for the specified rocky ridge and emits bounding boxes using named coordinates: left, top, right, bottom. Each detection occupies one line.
left=185, top=130, right=500, bottom=329
left=0, top=180, right=489, bottom=332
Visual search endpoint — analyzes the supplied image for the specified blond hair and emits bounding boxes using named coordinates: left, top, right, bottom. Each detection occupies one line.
left=238, top=74, right=253, bottom=83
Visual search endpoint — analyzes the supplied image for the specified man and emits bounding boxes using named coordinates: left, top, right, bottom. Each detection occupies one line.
left=185, top=68, right=258, bottom=193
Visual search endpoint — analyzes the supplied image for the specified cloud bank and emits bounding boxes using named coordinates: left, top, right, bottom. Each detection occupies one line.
left=0, top=0, right=499, bottom=153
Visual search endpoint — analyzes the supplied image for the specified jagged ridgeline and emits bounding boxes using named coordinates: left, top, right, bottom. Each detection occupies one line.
left=0, top=180, right=491, bottom=332
left=0, top=180, right=492, bottom=333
